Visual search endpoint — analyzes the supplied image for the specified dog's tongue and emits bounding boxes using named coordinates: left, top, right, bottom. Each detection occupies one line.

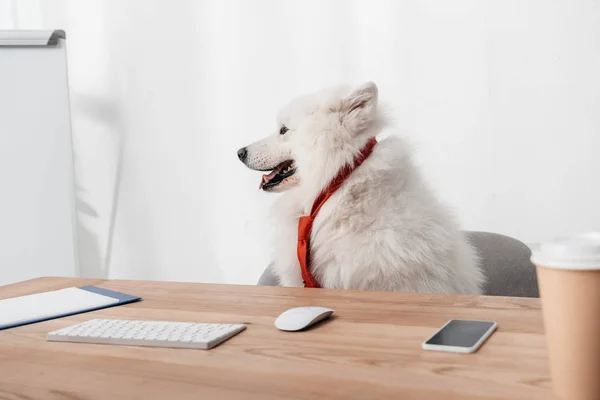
left=259, top=170, right=279, bottom=189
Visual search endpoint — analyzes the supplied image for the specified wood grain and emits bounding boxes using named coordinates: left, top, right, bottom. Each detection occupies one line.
left=0, top=278, right=553, bottom=399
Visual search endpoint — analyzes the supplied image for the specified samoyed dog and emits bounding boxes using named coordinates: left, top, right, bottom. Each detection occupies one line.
left=237, top=82, right=484, bottom=294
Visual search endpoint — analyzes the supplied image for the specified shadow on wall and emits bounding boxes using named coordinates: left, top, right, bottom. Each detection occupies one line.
left=71, top=94, right=123, bottom=279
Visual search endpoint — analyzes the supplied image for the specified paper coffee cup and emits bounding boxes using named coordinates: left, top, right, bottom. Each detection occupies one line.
left=531, top=233, right=600, bottom=400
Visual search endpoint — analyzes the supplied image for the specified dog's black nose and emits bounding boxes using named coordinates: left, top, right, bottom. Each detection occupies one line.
left=237, top=147, right=247, bottom=162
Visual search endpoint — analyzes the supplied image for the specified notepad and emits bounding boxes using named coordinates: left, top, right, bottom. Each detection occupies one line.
left=0, top=286, right=141, bottom=331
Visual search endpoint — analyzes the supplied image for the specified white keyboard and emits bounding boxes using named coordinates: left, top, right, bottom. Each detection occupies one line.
left=46, top=319, right=246, bottom=350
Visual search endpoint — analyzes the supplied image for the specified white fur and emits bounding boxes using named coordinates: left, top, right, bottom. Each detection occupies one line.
left=242, top=82, right=484, bottom=294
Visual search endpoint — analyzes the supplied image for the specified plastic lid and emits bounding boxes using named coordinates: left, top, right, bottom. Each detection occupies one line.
left=531, top=232, right=600, bottom=270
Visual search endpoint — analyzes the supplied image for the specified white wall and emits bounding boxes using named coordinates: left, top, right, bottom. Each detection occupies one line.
left=2, top=0, right=599, bottom=285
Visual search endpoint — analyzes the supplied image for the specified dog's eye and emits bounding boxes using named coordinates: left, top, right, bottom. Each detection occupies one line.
left=279, top=125, right=289, bottom=135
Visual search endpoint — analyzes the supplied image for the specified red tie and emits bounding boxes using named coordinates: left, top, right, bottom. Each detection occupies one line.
left=297, top=137, right=378, bottom=288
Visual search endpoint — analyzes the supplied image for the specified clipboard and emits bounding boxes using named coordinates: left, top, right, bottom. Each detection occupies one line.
left=0, top=286, right=141, bottom=331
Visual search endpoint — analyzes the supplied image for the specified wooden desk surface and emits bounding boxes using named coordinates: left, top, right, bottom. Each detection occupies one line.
left=0, top=278, right=552, bottom=400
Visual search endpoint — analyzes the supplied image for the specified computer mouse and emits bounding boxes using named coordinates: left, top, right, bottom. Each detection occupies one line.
left=274, top=306, right=334, bottom=331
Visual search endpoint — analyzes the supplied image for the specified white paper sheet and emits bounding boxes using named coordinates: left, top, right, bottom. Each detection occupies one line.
left=0, top=287, right=118, bottom=329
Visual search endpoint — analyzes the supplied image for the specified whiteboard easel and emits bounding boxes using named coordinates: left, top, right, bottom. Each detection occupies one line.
left=0, top=30, right=78, bottom=285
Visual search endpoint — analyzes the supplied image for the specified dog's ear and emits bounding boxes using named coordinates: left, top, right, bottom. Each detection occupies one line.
left=339, top=82, right=378, bottom=133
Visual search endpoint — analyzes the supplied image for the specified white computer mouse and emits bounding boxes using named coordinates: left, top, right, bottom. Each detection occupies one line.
left=274, top=306, right=334, bottom=331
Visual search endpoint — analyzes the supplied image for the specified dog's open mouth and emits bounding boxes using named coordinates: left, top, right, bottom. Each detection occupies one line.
left=259, top=160, right=296, bottom=190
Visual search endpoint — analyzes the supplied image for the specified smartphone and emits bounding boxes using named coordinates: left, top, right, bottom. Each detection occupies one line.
left=422, top=319, right=497, bottom=353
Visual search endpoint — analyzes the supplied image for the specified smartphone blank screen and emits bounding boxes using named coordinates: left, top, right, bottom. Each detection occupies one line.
left=425, top=320, right=495, bottom=348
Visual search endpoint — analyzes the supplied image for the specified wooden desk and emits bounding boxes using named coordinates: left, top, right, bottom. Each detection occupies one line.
left=0, top=278, right=552, bottom=399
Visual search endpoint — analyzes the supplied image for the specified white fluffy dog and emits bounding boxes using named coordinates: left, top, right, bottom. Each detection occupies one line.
left=238, top=82, right=484, bottom=294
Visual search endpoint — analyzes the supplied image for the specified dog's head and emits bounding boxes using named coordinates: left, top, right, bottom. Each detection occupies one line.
left=237, top=82, right=380, bottom=193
